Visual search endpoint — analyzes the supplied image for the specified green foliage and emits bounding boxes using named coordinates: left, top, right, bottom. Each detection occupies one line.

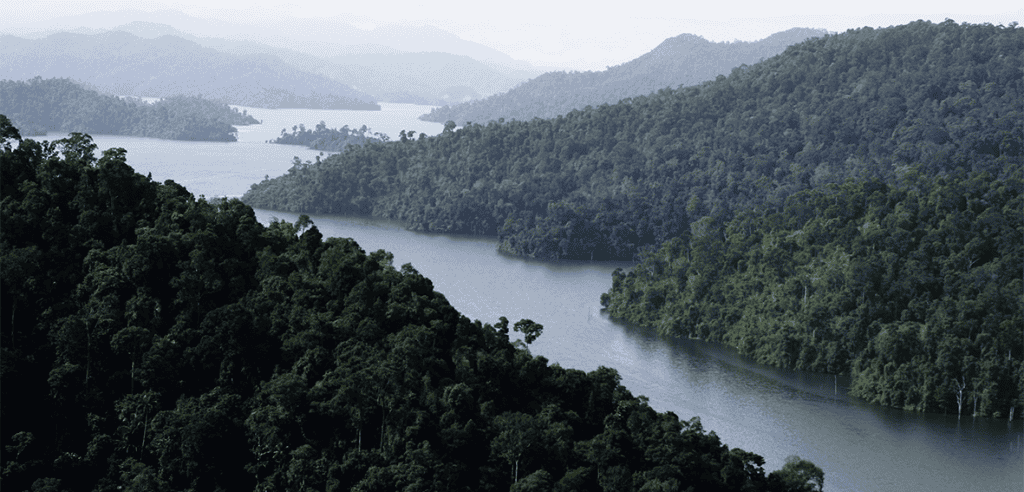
left=0, top=77, right=259, bottom=141
left=603, top=172, right=1024, bottom=417
left=244, top=20, right=1023, bottom=261
left=769, top=456, right=824, bottom=492
left=271, top=121, right=385, bottom=151
left=1, top=127, right=812, bottom=490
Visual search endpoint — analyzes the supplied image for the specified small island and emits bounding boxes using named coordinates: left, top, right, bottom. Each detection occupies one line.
left=270, top=121, right=386, bottom=151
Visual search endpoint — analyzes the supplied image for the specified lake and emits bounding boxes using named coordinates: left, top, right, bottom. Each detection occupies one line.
left=35, top=104, right=1024, bottom=491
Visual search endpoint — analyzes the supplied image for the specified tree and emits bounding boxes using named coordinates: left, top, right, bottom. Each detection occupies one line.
left=514, top=319, right=544, bottom=344
left=770, top=455, right=824, bottom=492
left=491, top=412, right=541, bottom=483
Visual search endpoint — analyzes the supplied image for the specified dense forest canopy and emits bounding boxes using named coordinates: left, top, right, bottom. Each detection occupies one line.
left=602, top=173, right=1023, bottom=417
left=0, top=77, right=259, bottom=141
left=0, top=120, right=823, bottom=491
left=420, top=28, right=827, bottom=125
left=244, top=20, right=1022, bottom=263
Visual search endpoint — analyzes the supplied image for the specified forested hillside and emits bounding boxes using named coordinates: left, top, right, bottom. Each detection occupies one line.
left=244, top=20, right=1022, bottom=262
left=602, top=174, right=1022, bottom=417
left=0, top=120, right=823, bottom=491
left=0, top=77, right=259, bottom=141
left=419, top=28, right=825, bottom=125
left=0, top=31, right=380, bottom=110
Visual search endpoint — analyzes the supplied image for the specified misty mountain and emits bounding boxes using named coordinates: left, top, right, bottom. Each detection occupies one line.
left=421, top=28, right=827, bottom=124
left=131, top=21, right=543, bottom=104
left=206, top=41, right=541, bottom=106
left=24, top=8, right=536, bottom=68
left=324, top=52, right=537, bottom=105
left=0, top=31, right=380, bottom=110
left=4, top=9, right=547, bottom=73
left=9, top=19, right=544, bottom=106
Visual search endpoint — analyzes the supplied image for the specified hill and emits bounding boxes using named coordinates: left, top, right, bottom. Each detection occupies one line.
left=243, top=20, right=1022, bottom=262
left=0, top=77, right=258, bottom=141
left=0, top=31, right=380, bottom=110
left=420, top=28, right=826, bottom=125
left=601, top=173, right=1022, bottom=417
left=0, top=119, right=823, bottom=491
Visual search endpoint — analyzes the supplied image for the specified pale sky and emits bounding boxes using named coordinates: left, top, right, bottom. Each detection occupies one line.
left=2, top=1, right=1021, bottom=71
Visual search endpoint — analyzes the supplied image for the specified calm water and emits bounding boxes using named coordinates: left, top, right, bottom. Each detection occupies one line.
left=43, top=102, right=447, bottom=199
left=34, top=105, right=1024, bottom=491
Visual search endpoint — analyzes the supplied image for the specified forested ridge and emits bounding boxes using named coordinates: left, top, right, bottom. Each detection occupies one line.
left=1, top=120, right=824, bottom=491
left=243, top=20, right=1022, bottom=262
left=601, top=173, right=1023, bottom=417
left=0, top=77, right=259, bottom=141
left=420, top=28, right=826, bottom=126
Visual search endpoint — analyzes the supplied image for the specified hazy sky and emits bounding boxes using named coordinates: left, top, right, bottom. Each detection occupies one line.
left=3, top=1, right=1021, bottom=71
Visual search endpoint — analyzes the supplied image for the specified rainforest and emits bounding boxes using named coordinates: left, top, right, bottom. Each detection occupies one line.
left=0, top=118, right=825, bottom=491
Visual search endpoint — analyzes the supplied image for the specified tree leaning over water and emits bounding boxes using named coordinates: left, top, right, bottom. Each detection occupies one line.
left=1, top=119, right=821, bottom=491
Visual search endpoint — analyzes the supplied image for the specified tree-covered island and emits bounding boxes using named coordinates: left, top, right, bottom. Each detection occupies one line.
left=1, top=117, right=824, bottom=490
left=270, top=121, right=387, bottom=152
left=0, top=77, right=259, bottom=141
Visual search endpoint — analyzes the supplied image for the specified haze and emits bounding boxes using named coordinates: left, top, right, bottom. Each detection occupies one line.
left=4, top=0, right=1020, bottom=72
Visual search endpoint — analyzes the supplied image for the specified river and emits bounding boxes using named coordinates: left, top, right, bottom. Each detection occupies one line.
left=34, top=104, right=1023, bottom=491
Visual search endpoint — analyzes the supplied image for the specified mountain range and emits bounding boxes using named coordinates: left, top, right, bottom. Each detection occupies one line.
left=420, top=28, right=828, bottom=124
left=2, top=11, right=548, bottom=106
left=0, top=31, right=380, bottom=110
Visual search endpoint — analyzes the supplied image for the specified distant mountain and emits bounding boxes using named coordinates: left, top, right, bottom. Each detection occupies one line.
left=6, top=19, right=544, bottom=106
left=113, top=22, right=546, bottom=105
left=53, top=9, right=533, bottom=67
left=421, top=28, right=827, bottom=124
left=2, top=9, right=547, bottom=80
left=323, top=52, right=536, bottom=105
left=0, top=31, right=380, bottom=110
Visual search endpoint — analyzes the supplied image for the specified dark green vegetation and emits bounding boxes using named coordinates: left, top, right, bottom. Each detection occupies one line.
left=271, top=121, right=386, bottom=152
left=602, top=173, right=1023, bottom=417
left=1, top=122, right=823, bottom=491
left=0, top=32, right=381, bottom=110
left=244, top=21, right=1022, bottom=263
left=421, top=28, right=825, bottom=125
left=0, top=77, right=259, bottom=141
